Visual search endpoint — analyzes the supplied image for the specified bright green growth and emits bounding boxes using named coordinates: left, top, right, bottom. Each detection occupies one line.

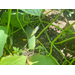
left=69, top=58, right=75, bottom=65
left=26, top=26, right=36, bottom=50
left=20, top=9, right=42, bottom=16
left=0, top=55, right=27, bottom=65
left=35, top=45, right=45, bottom=53
left=66, top=9, right=74, bottom=17
left=13, top=46, right=23, bottom=55
left=8, top=36, right=13, bottom=47
left=28, top=54, right=59, bottom=65
left=0, top=26, right=8, bottom=57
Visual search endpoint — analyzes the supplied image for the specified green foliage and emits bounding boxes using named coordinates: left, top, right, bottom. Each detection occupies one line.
left=0, top=26, right=8, bottom=57
left=1, top=12, right=8, bottom=25
left=35, top=45, right=45, bottom=53
left=26, top=26, right=36, bottom=50
left=0, top=55, right=27, bottom=65
left=0, top=9, right=75, bottom=65
left=13, top=47, right=23, bottom=55
left=1, top=11, right=30, bottom=28
left=66, top=9, right=74, bottom=17
left=20, top=9, right=42, bottom=16
left=28, top=54, right=59, bottom=65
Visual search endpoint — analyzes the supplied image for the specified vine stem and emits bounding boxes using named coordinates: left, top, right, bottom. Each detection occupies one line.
left=54, top=36, right=75, bottom=44
left=69, top=58, right=75, bottom=65
left=49, top=22, right=75, bottom=56
left=42, top=21, right=64, bottom=31
left=36, top=39, right=49, bottom=54
left=36, top=9, right=65, bottom=39
left=38, top=11, right=70, bottom=63
left=42, top=9, right=54, bottom=19
left=5, top=9, right=12, bottom=54
left=5, top=45, right=12, bottom=55
left=7, top=9, right=12, bottom=35
left=41, top=22, right=70, bottom=63
left=17, top=9, right=27, bottom=35
left=38, top=10, right=70, bottom=63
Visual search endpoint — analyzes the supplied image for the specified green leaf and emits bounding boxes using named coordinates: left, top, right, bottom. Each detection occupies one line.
left=0, top=26, right=8, bottom=57
left=1, top=12, right=30, bottom=28
left=35, top=45, right=44, bottom=50
left=11, top=12, right=28, bottom=28
left=0, top=55, right=27, bottom=65
left=20, top=9, right=42, bottom=16
left=26, top=26, right=36, bottom=49
left=69, top=12, right=74, bottom=17
left=28, top=54, right=59, bottom=65
left=1, top=12, right=8, bottom=25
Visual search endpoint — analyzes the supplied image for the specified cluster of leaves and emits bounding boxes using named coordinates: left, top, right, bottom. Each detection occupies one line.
left=0, top=9, right=75, bottom=65
left=0, top=9, right=60, bottom=65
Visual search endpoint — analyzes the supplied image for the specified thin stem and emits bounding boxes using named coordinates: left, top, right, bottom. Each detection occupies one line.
left=49, top=22, right=75, bottom=56
left=6, top=9, right=12, bottom=51
left=9, top=26, right=23, bottom=36
left=36, top=39, right=49, bottom=54
left=41, top=23, right=51, bottom=44
left=38, top=10, right=69, bottom=63
left=53, top=44, right=70, bottom=63
left=4, top=45, right=12, bottom=55
left=23, top=13, right=26, bottom=23
left=41, top=22, right=69, bottom=63
left=42, top=21, right=64, bottom=31
left=7, top=9, right=12, bottom=35
left=50, top=55, right=60, bottom=65
left=69, top=58, right=75, bottom=65
left=22, top=44, right=27, bottom=50
left=54, top=36, right=75, bottom=44
left=36, top=9, right=65, bottom=38
left=17, top=9, right=27, bottom=35
left=43, top=9, right=54, bottom=18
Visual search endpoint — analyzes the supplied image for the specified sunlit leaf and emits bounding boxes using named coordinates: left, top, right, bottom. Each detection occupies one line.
left=0, top=26, right=8, bottom=57
left=28, top=54, right=59, bottom=65
left=26, top=26, right=36, bottom=49
left=20, top=9, right=42, bottom=16
left=0, top=55, right=27, bottom=65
